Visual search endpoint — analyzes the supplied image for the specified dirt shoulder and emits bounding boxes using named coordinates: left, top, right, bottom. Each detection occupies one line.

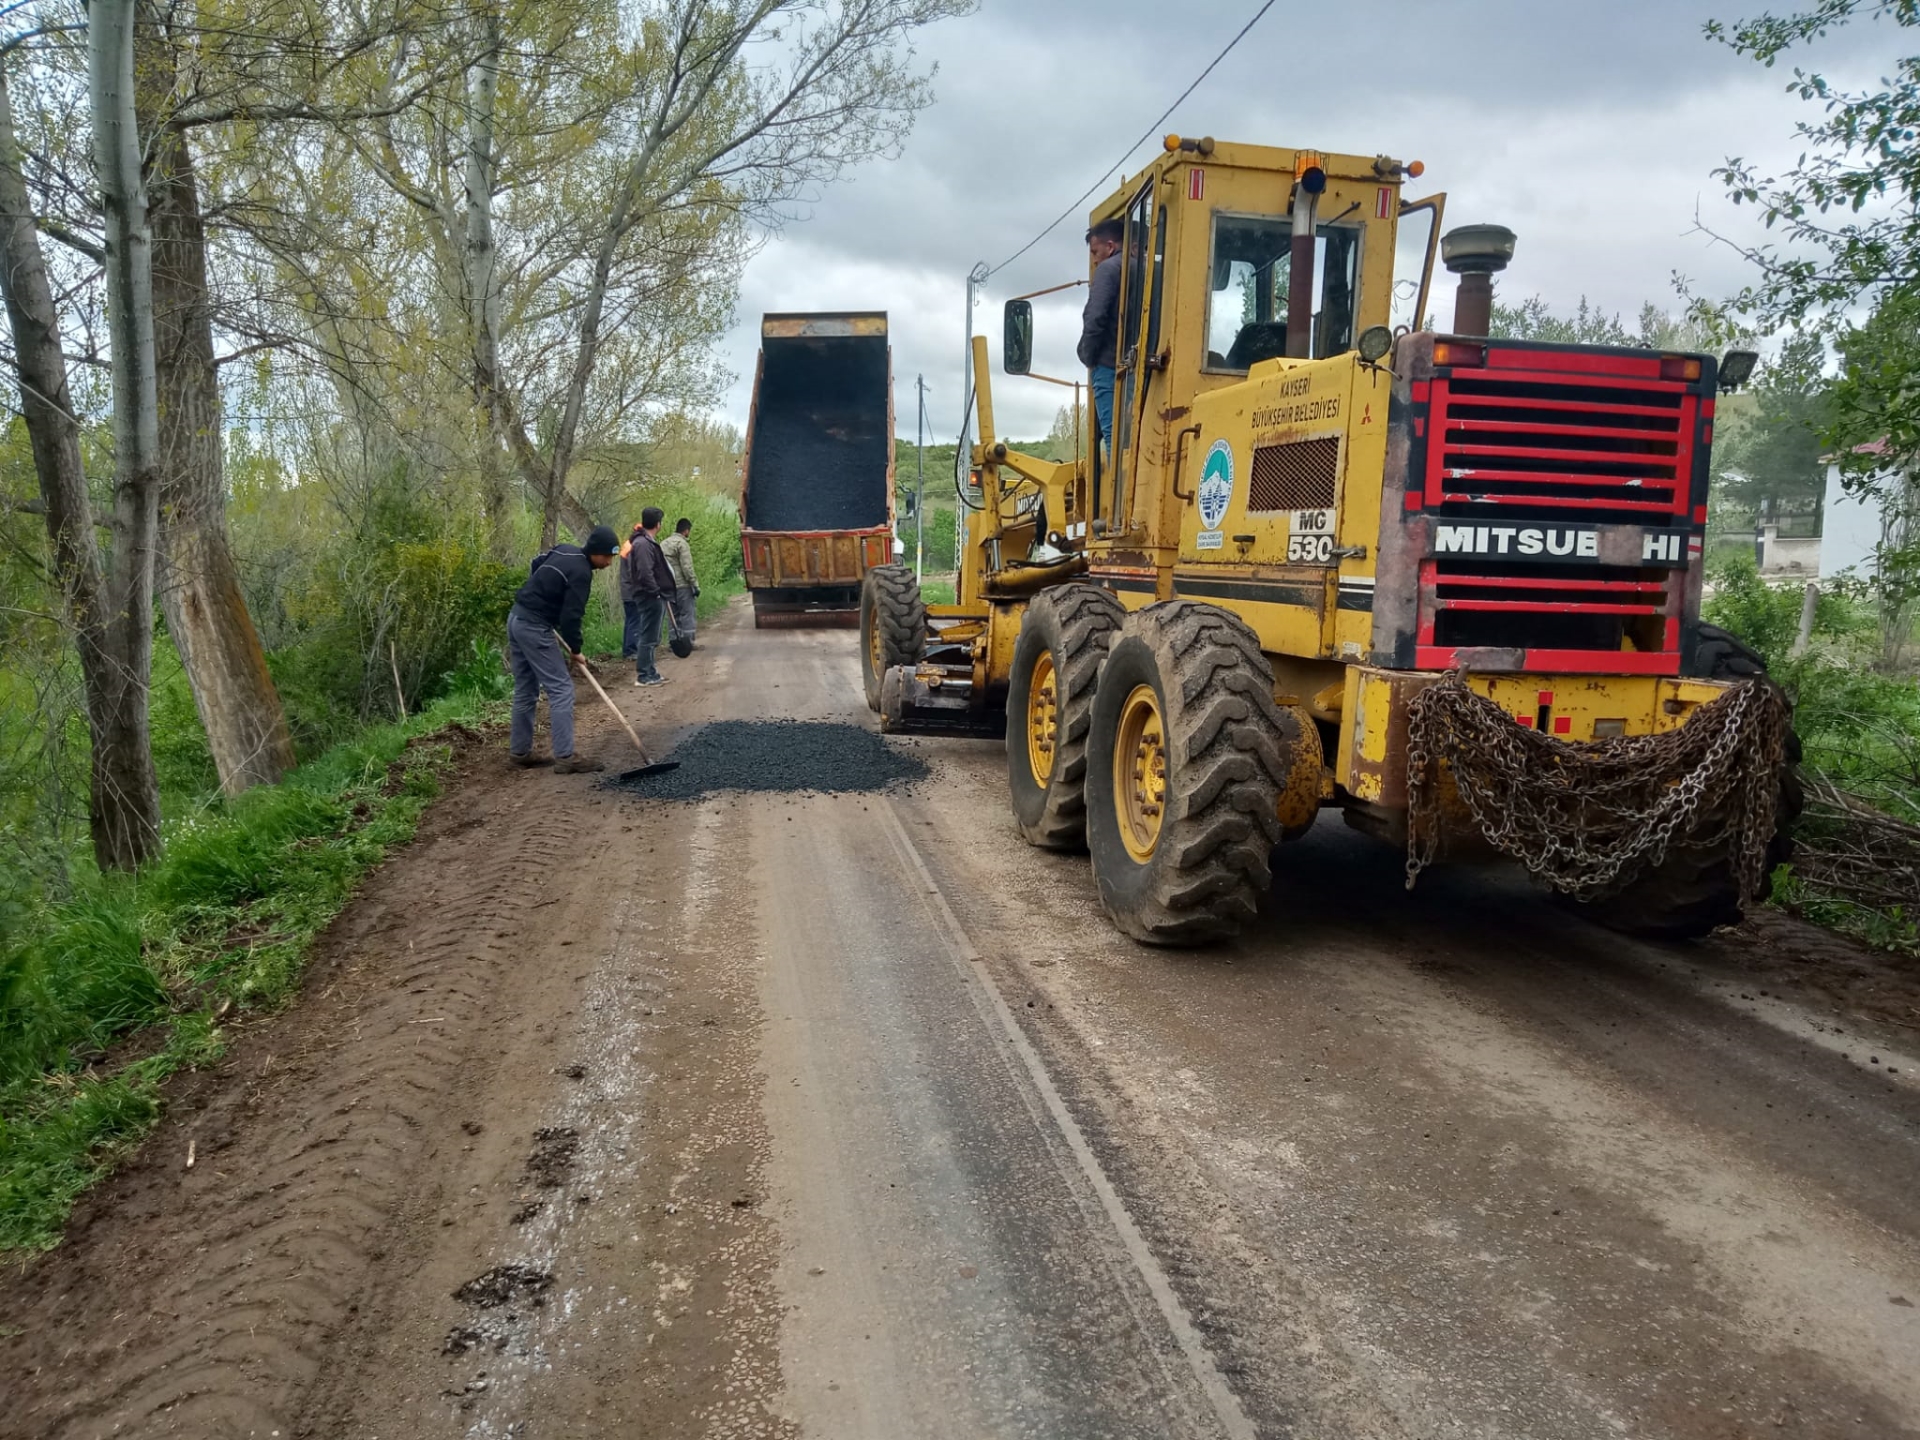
left=0, top=606, right=778, bottom=1440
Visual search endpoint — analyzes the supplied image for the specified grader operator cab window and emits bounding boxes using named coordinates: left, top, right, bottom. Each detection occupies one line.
left=1204, top=214, right=1361, bottom=371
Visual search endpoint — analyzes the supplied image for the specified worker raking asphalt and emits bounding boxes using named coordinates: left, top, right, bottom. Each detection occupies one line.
left=603, top=719, right=929, bottom=801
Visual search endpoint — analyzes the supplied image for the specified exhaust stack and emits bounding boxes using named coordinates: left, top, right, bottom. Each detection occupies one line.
left=1285, top=153, right=1328, bottom=359
left=1440, top=224, right=1517, bottom=338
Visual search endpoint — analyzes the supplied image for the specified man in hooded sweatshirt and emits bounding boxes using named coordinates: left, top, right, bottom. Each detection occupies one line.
left=507, top=524, right=619, bottom=772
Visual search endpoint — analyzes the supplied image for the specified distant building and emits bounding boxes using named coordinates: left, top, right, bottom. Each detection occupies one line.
left=1747, top=486, right=1823, bottom=578
left=1819, top=439, right=1913, bottom=582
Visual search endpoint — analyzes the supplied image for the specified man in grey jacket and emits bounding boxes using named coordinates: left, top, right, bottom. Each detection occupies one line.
left=661, top=517, right=699, bottom=650
left=1078, top=218, right=1124, bottom=453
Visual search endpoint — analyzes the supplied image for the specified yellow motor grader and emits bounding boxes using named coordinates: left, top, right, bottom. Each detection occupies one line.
left=861, top=136, right=1796, bottom=945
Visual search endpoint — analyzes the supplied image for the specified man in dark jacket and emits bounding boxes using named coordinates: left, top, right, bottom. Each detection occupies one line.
left=1078, top=218, right=1124, bottom=452
left=622, top=506, right=676, bottom=687
left=618, top=522, right=645, bottom=657
left=507, top=524, right=618, bottom=772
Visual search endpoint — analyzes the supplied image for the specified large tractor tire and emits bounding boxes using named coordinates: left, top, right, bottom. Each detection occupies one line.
left=1006, top=584, right=1127, bottom=849
left=1567, top=631, right=1803, bottom=939
left=860, top=565, right=926, bottom=712
left=1084, top=601, right=1288, bottom=945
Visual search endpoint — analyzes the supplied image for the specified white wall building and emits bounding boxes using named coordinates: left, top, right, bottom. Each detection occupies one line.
left=1819, top=440, right=1908, bottom=582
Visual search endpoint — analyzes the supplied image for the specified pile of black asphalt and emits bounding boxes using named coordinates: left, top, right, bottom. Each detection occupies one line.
left=744, top=408, right=889, bottom=530
left=605, top=719, right=929, bottom=801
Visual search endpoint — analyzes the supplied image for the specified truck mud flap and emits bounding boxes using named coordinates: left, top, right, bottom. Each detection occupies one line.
left=750, top=586, right=861, bottom=629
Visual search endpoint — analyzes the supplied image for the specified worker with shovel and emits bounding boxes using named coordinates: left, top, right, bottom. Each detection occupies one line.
left=507, top=525, right=619, bottom=773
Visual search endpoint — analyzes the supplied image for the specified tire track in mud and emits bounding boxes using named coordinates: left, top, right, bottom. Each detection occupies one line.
left=383, top=795, right=792, bottom=1440
left=3, top=790, right=596, bottom=1440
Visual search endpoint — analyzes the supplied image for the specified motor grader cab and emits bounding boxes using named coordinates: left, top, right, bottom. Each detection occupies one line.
left=860, top=136, right=1795, bottom=946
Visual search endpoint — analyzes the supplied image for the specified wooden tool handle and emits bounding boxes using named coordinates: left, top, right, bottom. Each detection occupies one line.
left=557, top=632, right=654, bottom=763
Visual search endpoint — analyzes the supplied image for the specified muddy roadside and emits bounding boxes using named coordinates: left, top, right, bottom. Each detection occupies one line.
left=0, top=611, right=782, bottom=1440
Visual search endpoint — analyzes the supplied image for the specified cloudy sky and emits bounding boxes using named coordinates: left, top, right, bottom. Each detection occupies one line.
left=717, top=0, right=1904, bottom=444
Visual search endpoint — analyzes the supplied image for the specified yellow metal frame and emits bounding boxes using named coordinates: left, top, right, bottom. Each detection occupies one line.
left=942, top=136, right=1732, bottom=843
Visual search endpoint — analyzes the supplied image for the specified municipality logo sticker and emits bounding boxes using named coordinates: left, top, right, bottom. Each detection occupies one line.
left=1197, top=439, right=1235, bottom=531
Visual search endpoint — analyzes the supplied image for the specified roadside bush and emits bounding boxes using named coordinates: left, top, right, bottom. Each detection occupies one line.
left=274, top=490, right=517, bottom=752
left=907, top=502, right=957, bottom=573
left=1705, top=552, right=1920, bottom=947
left=0, top=891, right=157, bottom=1088
left=1702, top=551, right=1867, bottom=665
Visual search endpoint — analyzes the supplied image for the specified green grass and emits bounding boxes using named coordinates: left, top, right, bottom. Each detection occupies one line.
left=917, top=573, right=957, bottom=606
left=0, top=688, right=502, bottom=1252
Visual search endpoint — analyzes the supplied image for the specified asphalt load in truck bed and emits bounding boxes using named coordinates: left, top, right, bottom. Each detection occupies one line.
left=744, top=333, right=890, bottom=531
left=605, top=719, right=928, bottom=800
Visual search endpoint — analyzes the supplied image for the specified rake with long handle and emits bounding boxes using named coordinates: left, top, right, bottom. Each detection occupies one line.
left=555, top=631, right=680, bottom=780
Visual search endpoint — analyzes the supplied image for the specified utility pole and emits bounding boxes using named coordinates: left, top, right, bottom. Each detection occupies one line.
left=915, top=375, right=927, bottom=578
left=960, top=261, right=988, bottom=465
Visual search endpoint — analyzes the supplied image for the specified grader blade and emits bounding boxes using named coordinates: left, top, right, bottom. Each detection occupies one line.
left=878, top=664, right=1005, bottom=738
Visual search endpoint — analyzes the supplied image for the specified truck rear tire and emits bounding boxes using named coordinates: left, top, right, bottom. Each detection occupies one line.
left=1084, top=601, right=1287, bottom=945
left=1007, top=585, right=1126, bottom=849
left=860, top=566, right=926, bottom=712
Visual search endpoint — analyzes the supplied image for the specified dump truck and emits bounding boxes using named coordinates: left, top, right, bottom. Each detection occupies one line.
left=740, top=311, right=896, bottom=627
left=861, top=137, right=1798, bottom=946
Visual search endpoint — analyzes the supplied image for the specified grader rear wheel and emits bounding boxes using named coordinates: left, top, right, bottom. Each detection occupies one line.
left=859, top=565, right=926, bottom=712
left=1084, top=601, right=1289, bottom=945
left=1565, top=637, right=1803, bottom=938
left=1567, top=719, right=1803, bottom=939
left=1006, top=585, right=1126, bottom=849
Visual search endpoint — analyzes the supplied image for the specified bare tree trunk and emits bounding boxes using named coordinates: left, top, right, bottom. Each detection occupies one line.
left=461, top=13, right=515, bottom=560
left=0, top=64, right=148, bottom=870
left=457, top=13, right=591, bottom=550
left=89, top=0, right=164, bottom=867
left=148, top=112, right=296, bottom=794
left=545, top=178, right=638, bottom=508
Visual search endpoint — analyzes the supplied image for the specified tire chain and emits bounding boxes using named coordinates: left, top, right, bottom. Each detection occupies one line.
left=1405, top=672, right=1789, bottom=901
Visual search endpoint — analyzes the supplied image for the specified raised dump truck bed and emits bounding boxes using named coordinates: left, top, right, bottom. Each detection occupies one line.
left=740, top=311, right=895, bottom=627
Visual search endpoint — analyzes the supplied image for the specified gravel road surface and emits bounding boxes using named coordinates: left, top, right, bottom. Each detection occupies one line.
left=4, top=598, right=1917, bottom=1440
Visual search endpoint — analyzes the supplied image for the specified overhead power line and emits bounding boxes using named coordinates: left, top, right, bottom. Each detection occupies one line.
left=986, top=0, right=1281, bottom=280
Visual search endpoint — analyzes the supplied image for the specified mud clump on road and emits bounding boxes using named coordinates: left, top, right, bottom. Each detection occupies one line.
left=524, top=1125, right=578, bottom=1189
left=605, top=719, right=929, bottom=801
left=452, top=1263, right=554, bottom=1310
left=442, top=1324, right=491, bottom=1356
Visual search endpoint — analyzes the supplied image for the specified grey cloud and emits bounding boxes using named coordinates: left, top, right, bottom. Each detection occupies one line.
left=715, top=0, right=1911, bottom=444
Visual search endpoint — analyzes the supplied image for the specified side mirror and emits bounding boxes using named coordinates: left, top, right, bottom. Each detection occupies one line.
left=1003, top=299, right=1033, bottom=376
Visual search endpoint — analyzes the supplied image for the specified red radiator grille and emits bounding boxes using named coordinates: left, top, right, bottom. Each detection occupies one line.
left=1417, top=558, right=1683, bottom=670
left=1404, top=353, right=1702, bottom=674
left=1424, top=370, right=1697, bottom=522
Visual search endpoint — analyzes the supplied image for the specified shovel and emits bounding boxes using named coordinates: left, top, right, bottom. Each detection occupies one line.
left=556, top=632, right=680, bottom=781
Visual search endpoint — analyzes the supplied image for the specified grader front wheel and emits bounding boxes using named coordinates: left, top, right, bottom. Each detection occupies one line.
left=859, top=565, right=927, bottom=712
left=1084, top=601, right=1289, bottom=945
left=1006, top=585, right=1126, bottom=849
